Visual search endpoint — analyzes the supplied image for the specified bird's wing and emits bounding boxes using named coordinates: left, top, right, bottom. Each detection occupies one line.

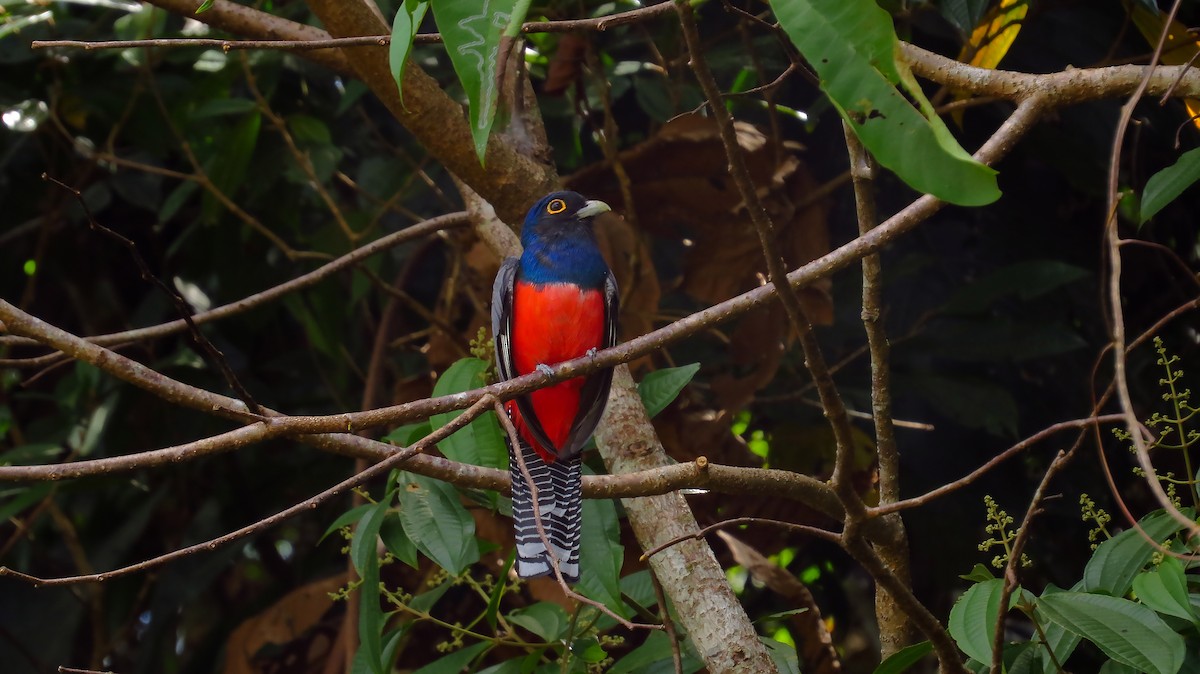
left=491, top=257, right=519, bottom=383
left=558, top=270, right=619, bottom=459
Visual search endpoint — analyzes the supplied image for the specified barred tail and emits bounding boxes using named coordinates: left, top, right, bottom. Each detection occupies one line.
left=509, top=440, right=582, bottom=583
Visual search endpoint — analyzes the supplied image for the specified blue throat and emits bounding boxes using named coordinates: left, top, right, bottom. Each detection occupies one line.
left=519, top=224, right=608, bottom=288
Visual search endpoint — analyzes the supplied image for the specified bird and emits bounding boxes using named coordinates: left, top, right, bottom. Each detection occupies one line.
left=491, top=190, right=619, bottom=583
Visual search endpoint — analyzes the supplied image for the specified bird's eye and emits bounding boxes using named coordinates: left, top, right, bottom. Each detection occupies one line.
left=546, top=198, right=567, bottom=214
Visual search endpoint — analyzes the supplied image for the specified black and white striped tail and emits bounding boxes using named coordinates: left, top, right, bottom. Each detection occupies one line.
left=509, top=440, right=582, bottom=583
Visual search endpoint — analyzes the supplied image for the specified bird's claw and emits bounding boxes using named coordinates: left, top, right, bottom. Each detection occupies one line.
left=536, top=363, right=555, bottom=377
left=585, top=347, right=598, bottom=358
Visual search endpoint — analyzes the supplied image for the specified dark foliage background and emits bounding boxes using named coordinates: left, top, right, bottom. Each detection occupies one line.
left=1, top=0, right=1199, bottom=672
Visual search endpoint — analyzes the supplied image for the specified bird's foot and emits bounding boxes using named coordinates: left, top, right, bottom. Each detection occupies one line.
left=585, top=347, right=598, bottom=358
left=536, top=363, right=555, bottom=377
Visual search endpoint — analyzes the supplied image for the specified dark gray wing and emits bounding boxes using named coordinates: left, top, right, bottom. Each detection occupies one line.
left=492, top=257, right=519, bottom=383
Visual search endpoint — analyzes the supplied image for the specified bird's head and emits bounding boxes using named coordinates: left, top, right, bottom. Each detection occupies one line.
left=520, top=191, right=611, bottom=246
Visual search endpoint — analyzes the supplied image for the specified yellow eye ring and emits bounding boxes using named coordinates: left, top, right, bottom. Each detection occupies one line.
left=546, top=198, right=567, bottom=214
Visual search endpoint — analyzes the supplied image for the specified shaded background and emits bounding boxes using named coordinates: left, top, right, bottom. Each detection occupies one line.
left=2, top=0, right=1199, bottom=671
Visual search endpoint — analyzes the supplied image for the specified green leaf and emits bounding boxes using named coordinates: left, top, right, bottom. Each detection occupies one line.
left=430, top=0, right=520, bottom=163
left=412, top=641, right=489, bottom=674
left=190, top=98, right=258, bottom=119
left=576, top=467, right=626, bottom=614
left=960, top=563, right=996, bottom=583
left=287, top=113, right=332, bottom=145
left=195, top=0, right=215, bottom=14
left=638, top=363, right=700, bottom=418
left=380, top=512, right=419, bottom=568
left=1038, top=591, right=1185, bottom=674
left=1140, top=145, right=1200, bottom=223
left=939, top=0, right=990, bottom=33
left=321, top=503, right=373, bottom=542
left=352, top=498, right=389, bottom=576
left=382, top=421, right=433, bottom=447
left=761, top=637, right=800, bottom=674
left=357, top=532, right=384, bottom=674
left=389, top=0, right=430, bottom=105
left=409, top=580, right=453, bottom=613
left=430, top=358, right=507, bottom=469
left=0, top=483, right=51, bottom=522
left=507, top=602, right=570, bottom=642
left=770, top=0, right=1000, bottom=206
left=873, top=640, right=933, bottom=674
left=1083, top=508, right=1194, bottom=595
left=948, top=578, right=1007, bottom=664
left=396, top=471, right=480, bottom=574
left=1132, top=556, right=1195, bottom=622
left=203, top=110, right=260, bottom=222
left=942, top=260, right=1090, bottom=315
left=485, top=551, right=516, bottom=630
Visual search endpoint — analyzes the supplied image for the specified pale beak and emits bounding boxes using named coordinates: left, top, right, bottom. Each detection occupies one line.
left=574, top=199, right=611, bottom=219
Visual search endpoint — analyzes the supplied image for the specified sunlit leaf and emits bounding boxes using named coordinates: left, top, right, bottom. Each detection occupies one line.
left=951, top=0, right=1028, bottom=124
left=1123, top=0, right=1200, bottom=132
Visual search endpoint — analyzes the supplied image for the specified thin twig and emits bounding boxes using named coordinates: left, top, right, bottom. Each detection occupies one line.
left=30, top=2, right=677, bottom=52
left=640, top=516, right=840, bottom=561
left=1104, top=0, right=1200, bottom=539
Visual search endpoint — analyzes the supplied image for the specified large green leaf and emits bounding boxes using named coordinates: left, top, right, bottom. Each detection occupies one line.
left=389, top=0, right=430, bottom=106
left=202, top=110, right=260, bottom=221
left=356, top=527, right=385, bottom=674
left=948, top=578, right=1007, bottom=663
left=942, top=260, right=1090, bottom=315
left=351, top=498, right=390, bottom=576
left=770, top=0, right=1000, bottom=205
left=1038, top=591, right=1185, bottom=674
left=1132, top=556, right=1195, bottom=622
left=396, top=471, right=480, bottom=574
left=507, top=602, right=570, bottom=642
left=1140, top=145, right=1200, bottom=224
left=638, top=363, right=700, bottom=419
left=430, top=0, right=521, bottom=162
left=429, top=358, right=507, bottom=469
left=1083, top=508, right=1194, bottom=595
left=576, top=476, right=626, bottom=615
